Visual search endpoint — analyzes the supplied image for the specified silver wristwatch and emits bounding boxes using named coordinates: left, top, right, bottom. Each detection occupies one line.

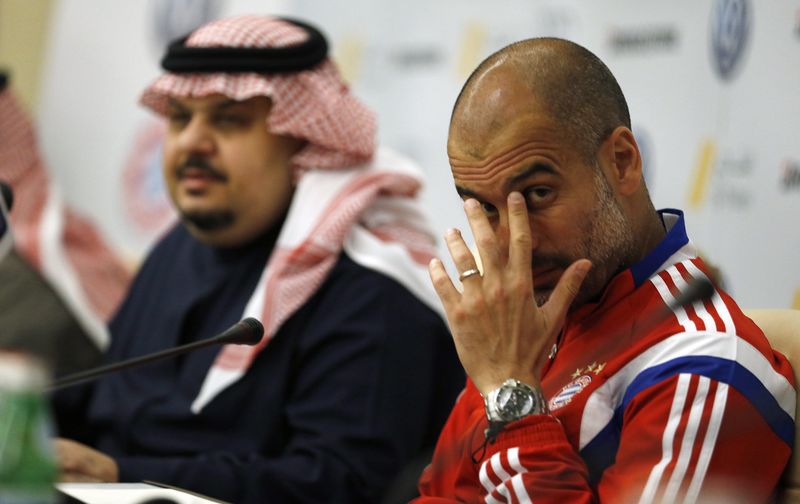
left=484, top=378, right=548, bottom=423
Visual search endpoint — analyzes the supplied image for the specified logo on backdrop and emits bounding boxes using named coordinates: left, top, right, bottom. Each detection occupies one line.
left=711, top=150, right=754, bottom=209
left=534, top=6, right=578, bottom=39
left=688, top=139, right=716, bottom=209
left=687, top=139, right=754, bottom=210
left=795, top=9, right=800, bottom=38
left=781, top=159, right=800, bottom=191
left=710, top=0, right=751, bottom=81
left=121, top=120, right=176, bottom=237
left=120, top=1, right=220, bottom=242
left=389, top=46, right=443, bottom=70
left=456, top=6, right=578, bottom=79
left=608, top=26, right=677, bottom=53
left=151, top=0, right=223, bottom=50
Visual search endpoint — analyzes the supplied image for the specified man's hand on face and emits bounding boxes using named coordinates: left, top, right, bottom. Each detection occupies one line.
left=55, top=438, right=119, bottom=483
left=428, top=191, right=592, bottom=396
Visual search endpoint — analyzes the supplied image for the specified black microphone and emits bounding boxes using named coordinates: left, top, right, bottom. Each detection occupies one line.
left=0, top=180, right=13, bottom=211
left=667, top=276, right=715, bottom=311
left=48, top=317, right=264, bottom=392
left=635, top=276, right=715, bottom=335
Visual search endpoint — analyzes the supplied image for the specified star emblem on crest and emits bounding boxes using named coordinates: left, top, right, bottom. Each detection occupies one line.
left=572, top=361, right=607, bottom=379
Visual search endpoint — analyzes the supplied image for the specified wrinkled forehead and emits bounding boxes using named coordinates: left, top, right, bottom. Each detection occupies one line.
left=447, top=70, right=577, bottom=187
left=447, top=117, right=572, bottom=191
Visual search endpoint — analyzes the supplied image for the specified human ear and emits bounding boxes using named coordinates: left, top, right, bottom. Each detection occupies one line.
left=603, top=126, right=642, bottom=196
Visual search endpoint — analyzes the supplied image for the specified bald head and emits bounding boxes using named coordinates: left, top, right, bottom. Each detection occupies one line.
left=452, top=38, right=630, bottom=163
left=446, top=39, right=666, bottom=308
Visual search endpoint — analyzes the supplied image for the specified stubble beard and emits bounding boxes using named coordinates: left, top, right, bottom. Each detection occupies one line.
left=534, top=169, right=637, bottom=308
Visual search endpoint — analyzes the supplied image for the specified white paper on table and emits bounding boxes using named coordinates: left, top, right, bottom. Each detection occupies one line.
left=56, top=482, right=229, bottom=504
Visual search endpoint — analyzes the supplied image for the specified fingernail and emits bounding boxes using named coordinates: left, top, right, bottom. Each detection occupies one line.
left=428, top=258, right=440, bottom=268
left=464, top=199, right=479, bottom=210
left=509, top=192, right=524, bottom=204
left=446, top=228, right=460, bottom=238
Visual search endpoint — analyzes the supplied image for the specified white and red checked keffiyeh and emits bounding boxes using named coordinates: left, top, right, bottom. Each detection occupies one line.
left=140, top=15, right=375, bottom=174
left=140, top=15, right=442, bottom=412
left=0, top=85, right=131, bottom=350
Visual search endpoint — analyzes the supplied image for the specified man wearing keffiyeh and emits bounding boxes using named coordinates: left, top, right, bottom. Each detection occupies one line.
left=53, top=15, right=463, bottom=503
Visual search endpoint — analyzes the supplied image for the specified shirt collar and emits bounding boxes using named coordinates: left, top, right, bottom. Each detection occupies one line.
left=630, top=208, right=689, bottom=287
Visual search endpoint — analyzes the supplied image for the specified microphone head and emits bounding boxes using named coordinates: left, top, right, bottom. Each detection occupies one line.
left=670, top=276, right=716, bottom=310
left=232, top=317, right=264, bottom=345
left=0, top=181, right=13, bottom=211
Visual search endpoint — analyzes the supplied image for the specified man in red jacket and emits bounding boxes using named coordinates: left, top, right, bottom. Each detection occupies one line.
left=417, top=37, right=794, bottom=503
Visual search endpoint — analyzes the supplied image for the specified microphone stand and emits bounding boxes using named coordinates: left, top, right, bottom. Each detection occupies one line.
left=48, top=317, right=263, bottom=392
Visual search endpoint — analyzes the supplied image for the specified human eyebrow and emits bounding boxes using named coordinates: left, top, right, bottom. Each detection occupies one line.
left=455, top=186, right=480, bottom=199
left=454, top=163, right=558, bottom=200
left=504, top=162, right=558, bottom=191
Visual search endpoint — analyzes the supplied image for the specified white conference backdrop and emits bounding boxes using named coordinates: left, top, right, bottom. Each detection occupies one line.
left=34, top=0, right=800, bottom=308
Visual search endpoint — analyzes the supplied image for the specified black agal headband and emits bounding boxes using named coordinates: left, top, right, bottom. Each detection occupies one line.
left=161, top=18, right=328, bottom=74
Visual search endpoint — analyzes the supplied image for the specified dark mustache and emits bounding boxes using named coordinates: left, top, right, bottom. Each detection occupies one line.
left=176, top=157, right=227, bottom=181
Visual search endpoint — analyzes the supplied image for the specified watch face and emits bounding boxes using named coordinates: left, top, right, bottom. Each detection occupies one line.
left=497, top=384, right=535, bottom=420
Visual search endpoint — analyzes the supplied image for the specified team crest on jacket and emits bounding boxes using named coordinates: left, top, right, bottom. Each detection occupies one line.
left=549, top=361, right=605, bottom=411
left=549, top=374, right=592, bottom=411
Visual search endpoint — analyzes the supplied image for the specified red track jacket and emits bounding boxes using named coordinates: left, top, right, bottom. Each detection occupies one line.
left=417, top=210, right=795, bottom=503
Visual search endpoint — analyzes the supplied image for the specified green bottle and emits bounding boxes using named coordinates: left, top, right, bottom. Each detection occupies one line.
left=0, top=351, right=57, bottom=504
